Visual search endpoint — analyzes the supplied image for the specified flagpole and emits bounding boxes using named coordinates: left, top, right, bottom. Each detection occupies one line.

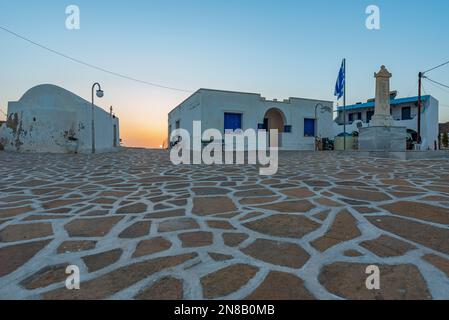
left=343, top=58, right=346, bottom=151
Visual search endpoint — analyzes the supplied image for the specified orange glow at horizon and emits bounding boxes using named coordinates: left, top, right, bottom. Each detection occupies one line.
left=120, top=120, right=167, bottom=149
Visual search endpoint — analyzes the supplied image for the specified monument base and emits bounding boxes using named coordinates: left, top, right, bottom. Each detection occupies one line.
left=359, top=126, right=407, bottom=151
left=370, top=114, right=394, bottom=127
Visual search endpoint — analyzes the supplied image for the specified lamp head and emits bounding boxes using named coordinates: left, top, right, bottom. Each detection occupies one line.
left=96, top=89, right=104, bottom=98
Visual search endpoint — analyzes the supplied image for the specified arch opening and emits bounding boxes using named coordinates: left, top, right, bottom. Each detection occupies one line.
left=263, top=108, right=286, bottom=147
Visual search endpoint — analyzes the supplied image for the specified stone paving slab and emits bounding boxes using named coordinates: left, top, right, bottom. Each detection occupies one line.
left=0, top=149, right=448, bottom=300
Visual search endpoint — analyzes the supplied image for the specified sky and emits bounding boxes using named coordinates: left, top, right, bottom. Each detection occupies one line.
left=1, top=0, right=449, bottom=148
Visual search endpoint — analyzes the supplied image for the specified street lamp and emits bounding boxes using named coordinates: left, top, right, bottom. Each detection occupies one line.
left=91, top=83, right=104, bottom=154
left=314, top=103, right=333, bottom=151
left=314, top=103, right=323, bottom=151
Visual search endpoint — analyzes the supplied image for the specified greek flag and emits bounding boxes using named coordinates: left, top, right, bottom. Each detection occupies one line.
left=334, top=59, right=345, bottom=100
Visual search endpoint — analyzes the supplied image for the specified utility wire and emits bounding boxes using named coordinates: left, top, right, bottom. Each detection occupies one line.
left=424, top=60, right=449, bottom=74
left=425, top=79, right=449, bottom=95
left=0, top=25, right=193, bottom=93
left=424, top=77, right=449, bottom=90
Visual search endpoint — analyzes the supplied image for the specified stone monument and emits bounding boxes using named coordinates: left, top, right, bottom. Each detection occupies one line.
left=359, top=65, right=407, bottom=151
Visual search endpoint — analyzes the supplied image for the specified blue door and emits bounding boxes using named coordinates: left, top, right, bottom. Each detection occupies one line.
left=224, top=113, right=242, bottom=131
left=304, top=118, right=315, bottom=137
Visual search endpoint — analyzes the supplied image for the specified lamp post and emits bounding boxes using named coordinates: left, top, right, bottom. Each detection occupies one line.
left=91, top=83, right=104, bottom=154
left=314, top=103, right=323, bottom=151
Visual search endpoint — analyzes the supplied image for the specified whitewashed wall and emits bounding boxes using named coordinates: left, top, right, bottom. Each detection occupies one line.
left=1, top=84, right=120, bottom=154
left=168, top=89, right=334, bottom=150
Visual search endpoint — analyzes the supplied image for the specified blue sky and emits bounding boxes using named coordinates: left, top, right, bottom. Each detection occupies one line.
left=1, top=0, right=448, bottom=147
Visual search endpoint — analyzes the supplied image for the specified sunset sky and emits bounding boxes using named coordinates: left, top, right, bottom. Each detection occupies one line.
left=1, top=0, right=448, bottom=148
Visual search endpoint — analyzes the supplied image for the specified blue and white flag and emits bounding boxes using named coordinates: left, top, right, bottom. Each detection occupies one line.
left=334, top=59, right=345, bottom=100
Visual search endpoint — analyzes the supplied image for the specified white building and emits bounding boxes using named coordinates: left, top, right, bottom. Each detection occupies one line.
left=333, top=93, right=439, bottom=150
left=168, top=88, right=334, bottom=150
left=0, top=84, right=120, bottom=154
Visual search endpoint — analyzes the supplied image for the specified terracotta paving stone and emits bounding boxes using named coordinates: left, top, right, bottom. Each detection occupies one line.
left=2, top=150, right=449, bottom=299
left=380, top=179, right=413, bottom=186
left=15, top=179, right=51, bottom=188
left=0, top=240, right=52, bottom=277
left=420, top=195, right=449, bottom=202
left=390, top=192, right=422, bottom=198
left=43, top=253, right=197, bottom=300
left=255, top=200, right=315, bottom=213
left=201, top=264, right=259, bottom=299
left=340, top=198, right=370, bottom=206
left=241, top=239, right=310, bottom=268
left=330, top=188, right=391, bottom=202
left=57, top=240, right=97, bottom=254
left=116, top=203, right=148, bottom=214
left=144, top=209, right=185, bottom=219
left=42, top=199, right=80, bottom=210
left=83, top=249, right=123, bottom=272
left=0, top=223, right=53, bottom=242
left=238, top=211, right=264, bottom=221
left=312, top=210, right=331, bottom=221
left=239, top=196, right=280, bottom=205
left=360, top=235, right=416, bottom=257
left=354, top=206, right=378, bottom=214
left=135, top=277, right=183, bottom=300
left=319, top=262, right=432, bottom=300
left=380, top=201, right=449, bottom=225
left=0, top=206, right=35, bottom=218
left=119, top=221, right=151, bottom=238
left=311, top=210, right=361, bottom=252
left=280, top=188, right=315, bottom=199
left=20, top=264, right=68, bottom=290
left=133, top=237, right=172, bottom=258
left=343, top=249, right=363, bottom=257
left=192, top=197, right=237, bottom=216
left=245, top=271, right=315, bottom=300
left=65, top=216, right=124, bottom=237
left=244, top=214, right=320, bottom=239
left=235, top=188, right=275, bottom=197
left=22, top=215, right=72, bottom=221
left=213, top=212, right=240, bottom=219
left=168, top=199, right=187, bottom=206
left=192, top=187, right=230, bottom=195
left=315, top=198, right=344, bottom=207
left=422, top=254, right=449, bottom=277
left=304, top=180, right=331, bottom=187
left=206, top=220, right=235, bottom=230
left=208, top=252, right=234, bottom=261
left=178, top=231, right=213, bottom=248
left=222, top=233, right=249, bottom=247
left=367, top=216, right=449, bottom=254
left=91, top=198, right=116, bottom=205
left=158, top=218, right=200, bottom=233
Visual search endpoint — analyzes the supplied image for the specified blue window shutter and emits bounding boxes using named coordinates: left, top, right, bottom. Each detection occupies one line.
left=304, top=119, right=315, bottom=137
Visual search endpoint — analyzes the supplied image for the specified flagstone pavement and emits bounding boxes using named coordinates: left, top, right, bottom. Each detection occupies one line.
left=0, top=149, right=448, bottom=300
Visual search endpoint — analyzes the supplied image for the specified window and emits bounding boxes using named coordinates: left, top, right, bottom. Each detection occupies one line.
left=349, top=112, right=361, bottom=123
left=367, top=110, right=374, bottom=123
left=175, top=120, right=180, bottom=129
left=304, top=118, right=315, bottom=137
left=224, top=113, right=242, bottom=132
left=402, top=107, right=412, bottom=120
left=284, top=125, right=292, bottom=133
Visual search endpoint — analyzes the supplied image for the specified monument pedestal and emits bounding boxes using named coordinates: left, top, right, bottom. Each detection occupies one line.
left=359, top=126, right=407, bottom=151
